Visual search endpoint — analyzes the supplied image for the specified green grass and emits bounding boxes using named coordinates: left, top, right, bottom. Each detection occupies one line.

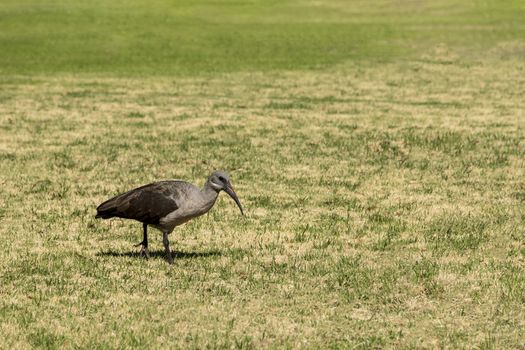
left=1, top=0, right=525, bottom=348
left=0, top=0, right=524, bottom=75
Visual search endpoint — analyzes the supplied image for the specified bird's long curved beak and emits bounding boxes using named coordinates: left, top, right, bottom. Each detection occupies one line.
left=224, top=184, right=244, bottom=216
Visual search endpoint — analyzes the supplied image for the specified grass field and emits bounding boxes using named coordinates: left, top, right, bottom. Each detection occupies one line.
left=1, top=0, right=525, bottom=348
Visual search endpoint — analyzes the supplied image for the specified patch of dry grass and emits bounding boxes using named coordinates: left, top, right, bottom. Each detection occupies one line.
left=1, top=48, right=525, bottom=348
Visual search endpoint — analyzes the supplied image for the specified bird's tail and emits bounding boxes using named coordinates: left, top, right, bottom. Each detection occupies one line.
left=95, top=197, right=119, bottom=219
left=95, top=212, right=113, bottom=219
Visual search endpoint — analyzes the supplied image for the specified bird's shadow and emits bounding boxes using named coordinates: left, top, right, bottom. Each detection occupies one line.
left=96, top=249, right=223, bottom=260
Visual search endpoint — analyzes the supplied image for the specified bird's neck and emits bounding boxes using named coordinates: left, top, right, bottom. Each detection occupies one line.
left=201, top=180, right=220, bottom=205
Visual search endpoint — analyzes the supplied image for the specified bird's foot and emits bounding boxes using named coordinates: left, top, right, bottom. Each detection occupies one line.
left=166, top=252, right=174, bottom=265
left=140, top=245, right=150, bottom=259
left=135, top=241, right=149, bottom=259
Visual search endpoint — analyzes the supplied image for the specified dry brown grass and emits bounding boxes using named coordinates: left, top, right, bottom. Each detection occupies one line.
left=1, top=47, right=525, bottom=348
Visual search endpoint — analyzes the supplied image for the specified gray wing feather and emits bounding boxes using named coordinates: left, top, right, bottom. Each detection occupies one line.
left=96, top=181, right=180, bottom=224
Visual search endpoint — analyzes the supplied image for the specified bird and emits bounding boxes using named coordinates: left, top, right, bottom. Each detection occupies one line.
left=95, top=170, right=244, bottom=264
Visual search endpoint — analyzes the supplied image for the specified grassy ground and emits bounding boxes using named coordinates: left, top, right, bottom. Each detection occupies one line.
left=1, top=0, right=524, bottom=75
left=1, top=0, right=525, bottom=348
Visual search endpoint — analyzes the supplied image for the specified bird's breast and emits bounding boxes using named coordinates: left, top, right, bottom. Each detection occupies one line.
left=159, top=198, right=215, bottom=230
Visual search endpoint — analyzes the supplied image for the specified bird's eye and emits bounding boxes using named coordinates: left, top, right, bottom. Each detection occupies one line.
left=218, top=176, right=225, bottom=182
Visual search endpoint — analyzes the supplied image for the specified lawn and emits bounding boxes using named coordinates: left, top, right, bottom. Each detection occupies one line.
left=1, top=0, right=525, bottom=348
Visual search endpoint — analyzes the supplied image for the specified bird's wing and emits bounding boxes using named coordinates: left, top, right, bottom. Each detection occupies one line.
left=96, top=181, right=180, bottom=224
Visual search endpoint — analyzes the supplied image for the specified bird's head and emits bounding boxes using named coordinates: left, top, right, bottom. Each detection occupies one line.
left=208, top=170, right=244, bottom=215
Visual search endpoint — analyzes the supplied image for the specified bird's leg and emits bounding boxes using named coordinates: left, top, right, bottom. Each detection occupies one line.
left=135, top=223, right=149, bottom=259
left=162, top=231, right=174, bottom=265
